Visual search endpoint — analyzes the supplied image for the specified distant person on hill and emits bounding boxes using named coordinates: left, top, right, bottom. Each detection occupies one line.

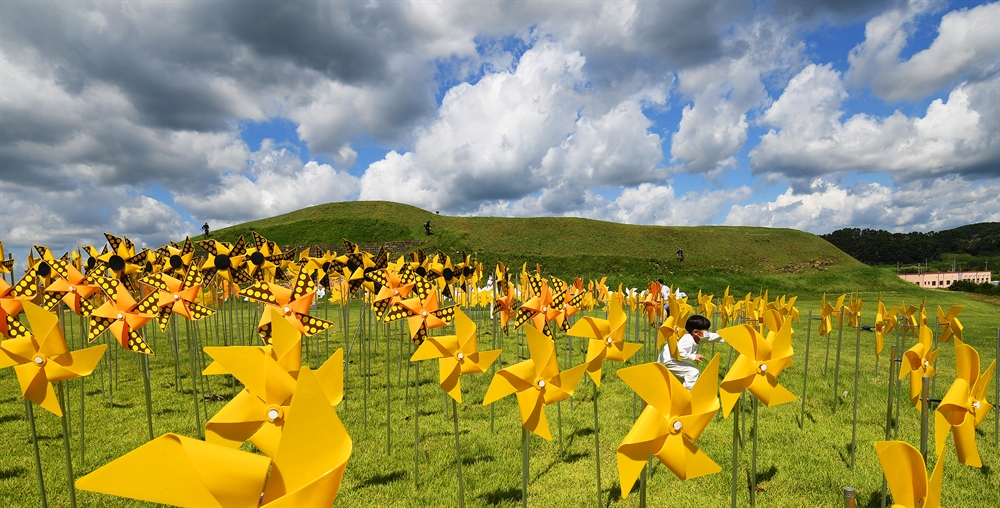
left=658, top=314, right=724, bottom=390
left=202, top=223, right=210, bottom=238
left=423, top=220, right=433, bottom=236
left=676, top=248, right=684, bottom=262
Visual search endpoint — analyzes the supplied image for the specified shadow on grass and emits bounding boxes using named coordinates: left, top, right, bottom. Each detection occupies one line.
left=0, top=414, right=24, bottom=424
left=479, top=486, right=520, bottom=506
left=747, top=465, right=777, bottom=493
left=155, top=408, right=179, bottom=416
left=461, top=454, right=493, bottom=466
left=110, top=402, right=132, bottom=409
left=0, top=466, right=26, bottom=480
left=356, top=470, right=405, bottom=488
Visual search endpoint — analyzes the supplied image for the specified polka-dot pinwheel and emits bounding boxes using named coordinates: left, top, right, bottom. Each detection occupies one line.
left=197, top=237, right=253, bottom=288
left=549, top=277, right=585, bottom=333
left=936, top=305, right=964, bottom=344
left=240, top=269, right=335, bottom=345
left=935, top=342, right=994, bottom=467
left=512, top=273, right=556, bottom=338
left=77, top=365, right=352, bottom=507
left=717, top=311, right=796, bottom=417
left=383, top=275, right=456, bottom=344
left=410, top=308, right=501, bottom=403
left=568, top=297, right=641, bottom=386
left=88, top=284, right=158, bottom=354
left=874, top=440, right=943, bottom=508
left=154, top=237, right=197, bottom=277
left=492, top=280, right=519, bottom=335
left=616, top=354, right=722, bottom=494
left=203, top=309, right=344, bottom=457
left=368, top=264, right=416, bottom=322
left=0, top=266, right=41, bottom=339
left=0, top=302, right=107, bottom=416
left=899, top=325, right=940, bottom=410
left=246, top=231, right=294, bottom=283
left=140, top=268, right=215, bottom=330
left=483, top=323, right=587, bottom=440
left=98, top=233, right=147, bottom=293
left=0, top=241, right=14, bottom=275
left=41, top=259, right=103, bottom=316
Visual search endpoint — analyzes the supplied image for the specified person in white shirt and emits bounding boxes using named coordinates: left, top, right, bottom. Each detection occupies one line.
left=658, top=315, right=724, bottom=390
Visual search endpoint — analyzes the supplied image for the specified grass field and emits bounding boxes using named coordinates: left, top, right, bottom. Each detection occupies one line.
left=1, top=201, right=998, bottom=507
left=1, top=289, right=997, bottom=507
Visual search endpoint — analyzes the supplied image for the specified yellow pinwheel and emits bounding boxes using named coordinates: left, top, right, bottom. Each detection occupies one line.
left=717, top=313, right=796, bottom=417
left=198, top=237, right=253, bottom=288
left=873, top=300, right=893, bottom=361
left=0, top=241, right=13, bottom=274
left=0, top=267, right=40, bottom=339
left=246, top=231, right=294, bottom=283
left=77, top=366, right=352, bottom=507
left=512, top=273, right=556, bottom=338
left=155, top=237, right=197, bottom=277
left=367, top=264, right=416, bottom=322
left=492, top=280, right=519, bottom=335
left=383, top=276, right=456, bottom=344
left=140, top=269, right=215, bottom=330
left=410, top=308, right=501, bottom=403
left=88, top=284, right=158, bottom=354
left=935, top=343, right=994, bottom=467
left=97, top=233, right=147, bottom=293
left=0, top=302, right=107, bottom=416
left=483, top=324, right=587, bottom=440
left=656, top=293, right=693, bottom=360
left=616, top=354, right=721, bottom=493
left=936, top=305, right=963, bottom=344
left=899, top=325, right=940, bottom=409
left=697, top=290, right=715, bottom=320
left=203, top=308, right=342, bottom=456
left=874, top=440, right=943, bottom=508
left=241, top=269, right=335, bottom=344
left=41, top=259, right=104, bottom=316
left=568, top=297, right=641, bottom=386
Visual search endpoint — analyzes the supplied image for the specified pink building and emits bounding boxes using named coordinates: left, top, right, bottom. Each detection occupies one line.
left=897, top=270, right=993, bottom=289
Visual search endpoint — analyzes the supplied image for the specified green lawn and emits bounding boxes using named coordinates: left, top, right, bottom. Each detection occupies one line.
left=1, top=286, right=997, bottom=507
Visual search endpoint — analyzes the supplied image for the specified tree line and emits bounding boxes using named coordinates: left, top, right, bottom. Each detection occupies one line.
left=820, top=223, right=1000, bottom=265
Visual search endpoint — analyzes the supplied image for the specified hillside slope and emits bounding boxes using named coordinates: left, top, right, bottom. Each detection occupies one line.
left=215, top=200, right=904, bottom=294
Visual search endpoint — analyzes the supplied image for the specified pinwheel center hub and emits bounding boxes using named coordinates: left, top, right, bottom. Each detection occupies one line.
left=173, top=293, right=180, bottom=300
left=68, top=285, right=76, bottom=293
left=37, top=261, right=52, bottom=277
left=670, top=418, right=683, bottom=434
left=394, top=289, right=399, bottom=296
left=536, top=379, right=546, bottom=390
left=757, top=362, right=768, bottom=374
left=33, top=354, right=46, bottom=366
left=421, top=311, right=428, bottom=317
left=86, top=257, right=97, bottom=270
left=265, top=406, right=283, bottom=422
left=249, top=252, right=265, bottom=266
left=456, top=353, right=464, bottom=360
left=283, top=306, right=291, bottom=315
left=169, top=255, right=183, bottom=269
left=971, top=400, right=981, bottom=410
left=117, top=313, right=124, bottom=320
left=606, top=338, right=613, bottom=344
left=107, top=255, right=125, bottom=272
left=542, top=306, right=547, bottom=312
left=214, top=254, right=231, bottom=270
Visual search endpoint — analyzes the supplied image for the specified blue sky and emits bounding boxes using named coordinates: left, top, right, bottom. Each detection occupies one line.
left=1, top=0, right=997, bottom=264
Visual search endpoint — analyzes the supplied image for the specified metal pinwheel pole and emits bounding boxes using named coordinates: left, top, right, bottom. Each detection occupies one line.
left=25, top=399, right=48, bottom=508
left=521, top=426, right=530, bottom=508
left=800, top=310, right=812, bottom=429
left=57, top=382, right=77, bottom=508
left=849, top=317, right=862, bottom=468
left=920, top=376, right=930, bottom=462
left=730, top=391, right=741, bottom=508
left=452, top=398, right=466, bottom=508
left=881, top=344, right=897, bottom=508
left=832, top=309, right=846, bottom=412
left=592, top=379, right=602, bottom=508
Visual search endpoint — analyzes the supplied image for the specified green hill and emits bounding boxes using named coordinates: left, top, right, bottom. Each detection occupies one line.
left=213, top=201, right=921, bottom=296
